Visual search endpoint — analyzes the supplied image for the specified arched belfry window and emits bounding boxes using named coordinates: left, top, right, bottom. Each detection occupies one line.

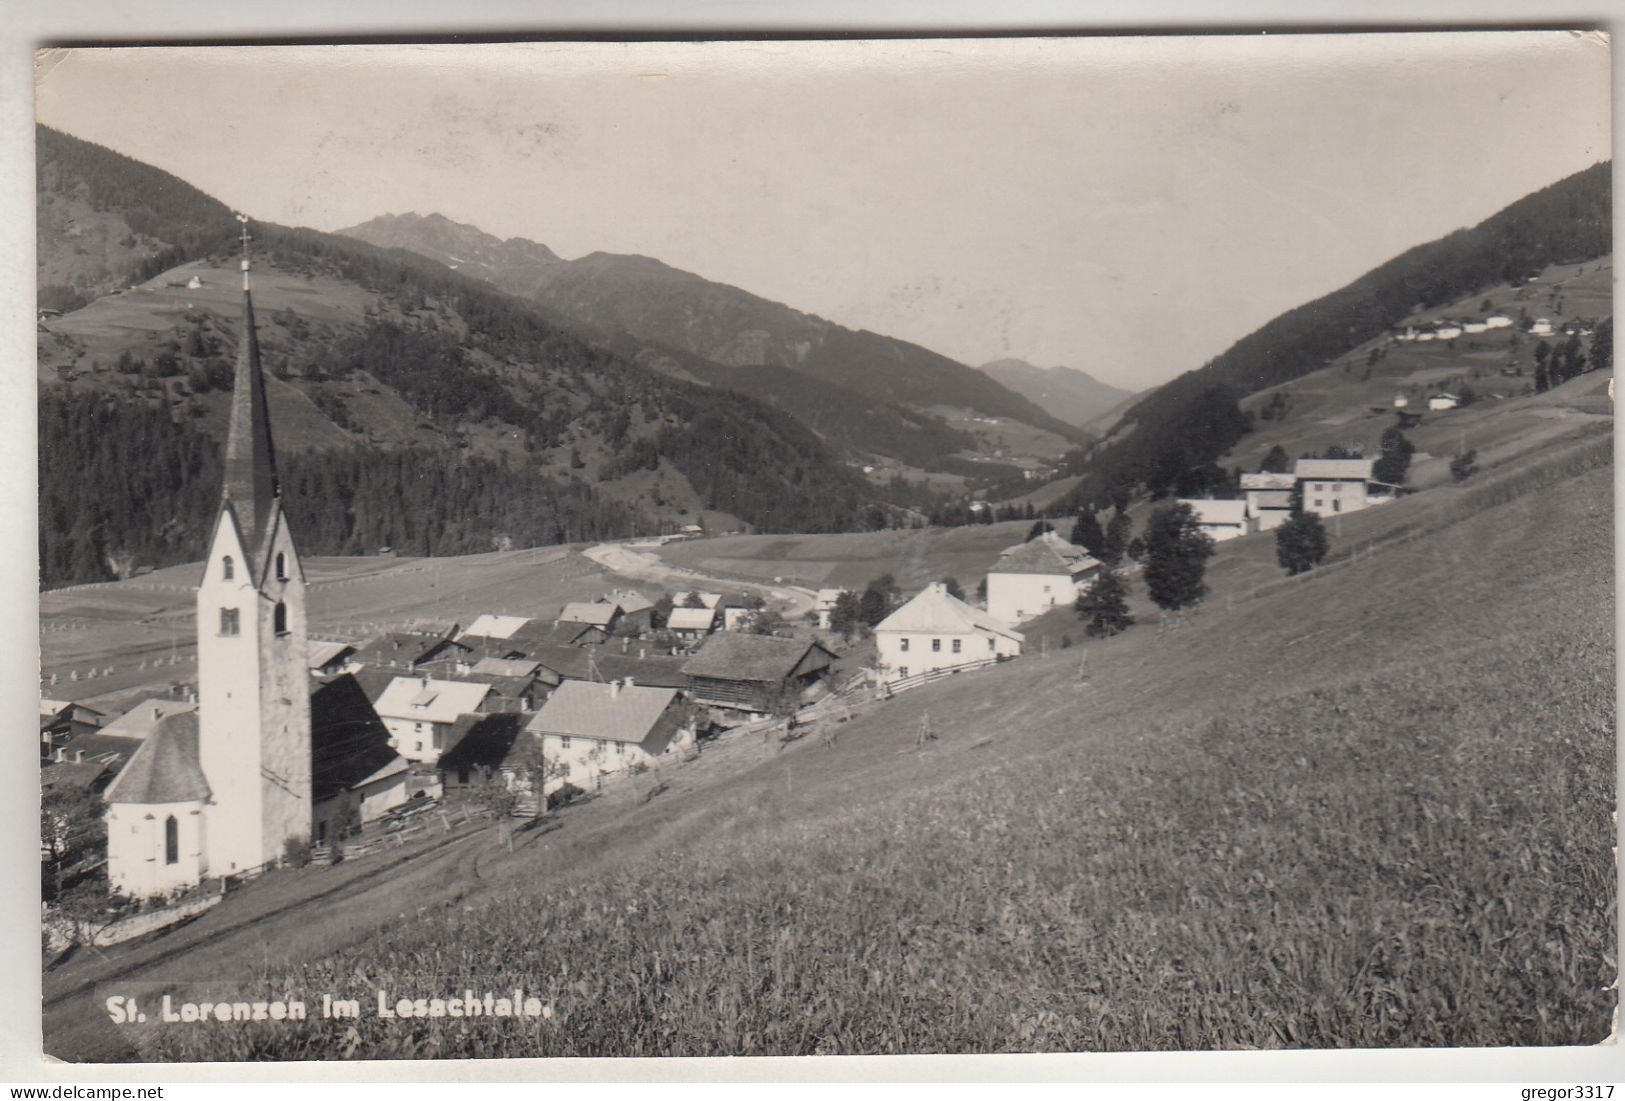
left=222, top=555, right=234, bottom=580
left=164, top=815, right=179, bottom=865
left=275, top=552, right=288, bottom=581
left=274, top=601, right=288, bottom=636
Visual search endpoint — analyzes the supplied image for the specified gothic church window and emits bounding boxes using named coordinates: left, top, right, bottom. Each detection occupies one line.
left=276, top=552, right=288, bottom=581
left=222, top=555, right=234, bottom=580
left=220, top=608, right=240, bottom=636
left=164, top=816, right=179, bottom=865
left=274, top=601, right=288, bottom=636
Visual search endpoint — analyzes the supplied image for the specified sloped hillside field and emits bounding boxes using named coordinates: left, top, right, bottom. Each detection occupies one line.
left=142, top=456, right=1613, bottom=1059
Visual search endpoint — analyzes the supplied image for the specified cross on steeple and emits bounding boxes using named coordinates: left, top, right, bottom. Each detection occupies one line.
left=236, top=213, right=252, bottom=291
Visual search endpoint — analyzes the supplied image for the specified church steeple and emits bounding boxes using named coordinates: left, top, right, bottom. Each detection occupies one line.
left=220, top=215, right=282, bottom=579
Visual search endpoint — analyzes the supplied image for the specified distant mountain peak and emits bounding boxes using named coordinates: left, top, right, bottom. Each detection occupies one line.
left=977, top=358, right=1134, bottom=429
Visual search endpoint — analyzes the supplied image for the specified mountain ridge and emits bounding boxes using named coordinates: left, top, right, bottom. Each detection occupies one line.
left=976, top=358, right=1135, bottom=428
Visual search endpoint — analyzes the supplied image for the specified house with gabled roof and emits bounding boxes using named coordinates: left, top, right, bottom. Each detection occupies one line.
left=461, top=614, right=531, bottom=641
left=1179, top=498, right=1250, bottom=543
left=527, top=642, right=693, bottom=692
left=875, top=582, right=1023, bottom=684
left=525, top=679, right=692, bottom=792
left=985, top=531, right=1101, bottom=625
left=352, top=630, right=471, bottom=673
left=99, top=698, right=198, bottom=741
left=681, top=633, right=836, bottom=712
left=1239, top=471, right=1295, bottom=531
left=307, top=640, right=359, bottom=678
left=373, top=676, right=496, bottom=763
left=666, top=605, right=718, bottom=641
left=1293, top=457, right=1394, bottom=517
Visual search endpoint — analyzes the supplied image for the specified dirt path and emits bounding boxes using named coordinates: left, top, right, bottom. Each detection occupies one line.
left=582, top=542, right=818, bottom=618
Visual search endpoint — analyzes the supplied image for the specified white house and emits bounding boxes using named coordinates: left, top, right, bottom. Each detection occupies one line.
left=525, top=679, right=692, bottom=794
left=1485, top=314, right=1514, bottom=329
left=814, top=589, right=845, bottom=629
left=1239, top=472, right=1295, bottom=532
left=1428, top=393, right=1460, bottom=412
left=1293, top=458, right=1392, bottom=517
left=373, top=676, right=495, bottom=763
left=1179, top=498, right=1249, bottom=542
left=874, top=582, right=1023, bottom=684
left=666, top=605, right=718, bottom=640
left=1415, top=331, right=1437, bottom=342
left=1530, top=317, right=1554, bottom=335
left=984, top=531, right=1101, bottom=625
left=1434, top=323, right=1463, bottom=340
left=1462, top=319, right=1488, bottom=334
left=99, top=697, right=198, bottom=741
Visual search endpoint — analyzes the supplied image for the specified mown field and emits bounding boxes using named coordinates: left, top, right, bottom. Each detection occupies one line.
left=127, top=446, right=1615, bottom=1060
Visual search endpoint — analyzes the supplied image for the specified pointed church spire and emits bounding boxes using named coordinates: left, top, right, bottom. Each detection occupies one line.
left=220, top=215, right=282, bottom=577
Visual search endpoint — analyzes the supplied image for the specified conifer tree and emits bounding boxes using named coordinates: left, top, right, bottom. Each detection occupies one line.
left=1075, top=568, right=1133, bottom=638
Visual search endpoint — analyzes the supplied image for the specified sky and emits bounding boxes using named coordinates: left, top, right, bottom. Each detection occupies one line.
left=34, top=33, right=1612, bottom=390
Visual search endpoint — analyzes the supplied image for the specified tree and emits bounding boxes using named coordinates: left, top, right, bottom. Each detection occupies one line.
left=1373, top=428, right=1414, bottom=486
left=1026, top=520, right=1054, bottom=542
left=1125, top=536, right=1146, bottom=562
left=975, top=577, right=988, bottom=604
left=1075, top=569, right=1132, bottom=638
left=858, top=587, right=888, bottom=627
left=1141, top=503, right=1214, bottom=613
left=1450, top=449, right=1478, bottom=483
left=650, top=593, right=674, bottom=630
left=1101, top=509, right=1131, bottom=568
left=1275, top=511, right=1329, bottom=576
left=1070, top=512, right=1105, bottom=557
left=829, top=590, right=862, bottom=637
left=682, top=591, right=707, bottom=609
left=1259, top=445, right=1291, bottom=474
left=939, top=576, right=964, bottom=600
left=749, top=607, right=787, bottom=636
left=1592, top=317, right=1613, bottom=375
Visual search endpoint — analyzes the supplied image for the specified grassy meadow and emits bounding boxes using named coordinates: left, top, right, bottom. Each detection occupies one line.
left=133, top=447, right=1614, bottom=1060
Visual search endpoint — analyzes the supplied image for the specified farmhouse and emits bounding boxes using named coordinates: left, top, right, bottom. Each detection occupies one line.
left=1462, top=319, right=1488, bottom=334
left=99, top=697, right=198, bottom=741
left=1434, top=322, right=1463, bottom=340
left=666, top=605, right=718, bottom=641
left=373, top=676, right=496, bottom=763
left=307, top=640, right=358, bottom=678
left=460, top=613, right=531, bottom=641
left=526, top=642, right=692, bottom=692
left=1485, top=314, right=1514, bottom=329
left=435, top=712, right=532, bottom=796
left=1293, top=458, right=1397, bottom=517
left=525, top=680, right=692, bottom=793
left=44, top=734, right=137, bottom=777
left=1180, top=498, right=1250, bottom=543
left=558, top=602, right=620, bottom=632
left=874, top=582, right=1023, bottom=684
left=308, top=674, right=411, bottom=844
left=681, top=633, right=836, bottom=713
left=600, top=590, right=655, bottom=630
left=40, top=699, right=107, bottom=758
left=1428, top=393, right=1460, bottom=411
left=353, top=631, right=471, bottom=672
left=985, top=531, right=1100, bottom=625
left=1530, top=317, right=1554, bottom=335
left=1239, top=472, right=1295, bottom=531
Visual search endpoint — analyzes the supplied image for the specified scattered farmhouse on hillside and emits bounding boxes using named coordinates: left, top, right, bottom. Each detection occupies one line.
left=1239, top=472, right=1295, bottom=531
left=1293, top=458, right=1398, bottom=517
left=1179, top=498, right=1249, bottom=543
left=373, top=676, right=496, bottom=763
left=682, top=633, right=836, bottom=713
left=525, top=679, right=692, bottom=793
left=875, top=582, right=1023, bottom=684
left=985, top=530, right=1100, bottom=624
left=1428, top=393, right=1460, bottom=411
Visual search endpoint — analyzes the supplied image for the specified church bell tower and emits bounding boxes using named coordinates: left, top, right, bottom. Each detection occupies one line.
left=195, top=216, right=312, bottom=874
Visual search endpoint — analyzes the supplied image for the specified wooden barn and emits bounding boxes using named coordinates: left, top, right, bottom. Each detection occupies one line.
left=681, top=634, right=837, bottom=713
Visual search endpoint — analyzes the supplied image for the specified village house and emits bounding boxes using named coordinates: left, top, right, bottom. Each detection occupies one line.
left=40, top=699, right=107, bottom=759
left=1428, top=393, right=1460, bottom=411
left=875, top=582, right=1023, bottom=684
left=1293, top=457, right=1398, bottom=517
left=307, top=674, right=412, bottom=845
left=525, top=679, right=693, bottom=794
left=681, top=633, right=837, bottom=713
left=460, top=613, right=532, bottom=642
left=352, top=630, right=472, bottom=673
left=435, top=712, right=536, bottom=802
left=372, top=675, right=496, bottom=763
left=814, top=589, right=846, bottom=630
left=1530, top=317, right=1554, bottom=335
left=1179, top=498, right=1250, bottom=543
left=557, top=601, right=621, bottom=636
left=1461, top=319, right=1488, bottom=334
left=1239, top=472, right=1295, bottom=531
left=984, top=530, right=1101, bottom=625
left=98, top=697, right=198, bottom=741
left=1434, top=322, right=1463, bottom=340
left=526, top=641, right=693, bottom=693
left=666, top=605, right=719, bottom=641
left=444, top=658, right=544, bottom=714
left=307, top=640, right=359, bottom=678
left=599, top=590, right=656, bottom=631
left=1485, top=314, right=1514, bottom=329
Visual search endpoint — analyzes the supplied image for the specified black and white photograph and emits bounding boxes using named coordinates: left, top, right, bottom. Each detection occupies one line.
left=25, top=28, right=1616, bottom=1069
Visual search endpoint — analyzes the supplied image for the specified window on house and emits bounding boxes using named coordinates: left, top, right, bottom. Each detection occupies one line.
left=899, top=667, right=909, bottom=678
left=616, top=743, right=625, bottom=756
left=988, top=638, right=996, bottom=651
left=458, top=767, right=470, bottom=784
left=273, top=601, right=288, bottom=635
left=561, top=735, right=571, bottom=749
left=415, top=741, right=424, bottom=753
left=219, top=607, right=240, bottom=636
left=1333, top=500, right=1342, bottom=513
left=221, top=555, right=234, bottom=580
left=931, top=638, right=941, bottom=653
left=414, top=722, right=423, bottom=733
left=164, top=815, right=178, bottom=865
left=1314, top=499, right=1324, bottom=510
left=899, top=637, right=910, bottom=652
left=275, top=552, right=288, bottom=581
left=952, top=639, right=962, bottom=653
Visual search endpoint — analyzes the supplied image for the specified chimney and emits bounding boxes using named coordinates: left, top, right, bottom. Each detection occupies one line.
left=624, top=676, right=635, bottom=689
left=421, top=676, right=431, bottom=689
left=638, top=648, right=646, bottom=660
left=153, top=706, right=163, bottom=721
left=609, top=680, right=621, bottom=699
left=55, top=747, right=67, bottom=763
left=74, top=750, right=84, bottom=764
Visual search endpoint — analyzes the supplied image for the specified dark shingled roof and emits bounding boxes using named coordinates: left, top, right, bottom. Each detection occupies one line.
left=311, top=674, right=403, bottom=802
left=437, top=712, right=530, bottom=773
left=102, top=712, right=211, bottom=805
left=527, top=642, right=693, bottom=689
left=681, top=634, right=833, bottom=684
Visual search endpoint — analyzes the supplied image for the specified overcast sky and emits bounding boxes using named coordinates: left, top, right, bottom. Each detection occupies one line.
left=34, top=33, right=1611, bottom=389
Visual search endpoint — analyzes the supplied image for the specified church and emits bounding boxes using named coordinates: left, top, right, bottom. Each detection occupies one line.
left=102, top=225, right=409, bottom=898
